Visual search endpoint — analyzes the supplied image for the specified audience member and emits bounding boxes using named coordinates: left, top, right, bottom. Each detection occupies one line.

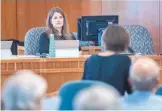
left=2, top=70, right=47, bottom=110
left=58, top=80, right=120, bottom=110
left=82, top=24, right=132, bottom=95
left=73, top=85, right=121, bottom=110
left=121, top=57, right=162, bottom=109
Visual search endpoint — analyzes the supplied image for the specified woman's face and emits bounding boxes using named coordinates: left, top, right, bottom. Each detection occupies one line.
left=51, top=12, right=64, bottom=29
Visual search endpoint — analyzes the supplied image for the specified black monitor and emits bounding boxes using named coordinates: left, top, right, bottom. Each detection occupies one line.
left=77, top=15, right=118, bottom=42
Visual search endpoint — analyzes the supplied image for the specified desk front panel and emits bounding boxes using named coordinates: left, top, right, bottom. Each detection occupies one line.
left=1, top=57, right=86, bottom=93
left=1, top=56, right=162, bottom=93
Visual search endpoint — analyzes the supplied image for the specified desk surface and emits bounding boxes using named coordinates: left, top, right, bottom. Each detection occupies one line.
left=1, top=55, right=162, bottom=93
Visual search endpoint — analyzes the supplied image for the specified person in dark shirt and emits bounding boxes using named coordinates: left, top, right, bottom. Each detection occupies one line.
left=39, top=7, right=75, bottom=54
left=82, top=25, right=132, bottom=96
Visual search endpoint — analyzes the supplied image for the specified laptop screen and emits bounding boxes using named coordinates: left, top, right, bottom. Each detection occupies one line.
left=1, top=41, right=13, bottom=49
left=55, top=40, right=79, bottom=49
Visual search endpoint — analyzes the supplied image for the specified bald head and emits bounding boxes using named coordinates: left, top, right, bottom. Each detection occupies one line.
left=130, top=57, right=160, bottom=91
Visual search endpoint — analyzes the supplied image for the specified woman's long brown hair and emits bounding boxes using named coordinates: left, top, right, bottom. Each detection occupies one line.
left=46, top=7, right=73, bottom=40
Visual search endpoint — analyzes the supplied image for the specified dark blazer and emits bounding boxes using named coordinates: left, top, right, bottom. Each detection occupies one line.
left=39, top=32, right=75, bottom=54
left=82, top=54, right=132, bottom=96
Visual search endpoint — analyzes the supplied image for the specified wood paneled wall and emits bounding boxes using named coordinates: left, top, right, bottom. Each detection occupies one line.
left=1, top=0, right=17, bottom=40
left=101, top=0, right=161, bottom=54
left=160, top=1, right=162, bottom=53
left=1, top=0, right=162, bottom=53
left=2, top=0, right=87, bottom=41
left=16, top=0, right=84, bottom=41
left=17, top=1, right=47, bottom=41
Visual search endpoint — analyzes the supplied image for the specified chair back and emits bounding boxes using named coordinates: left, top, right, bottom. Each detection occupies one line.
left=58, top=80, right=109, bottom=110
left=98, top=25, right=153, bottom=54
left=123, top=25, right=153, bottom=54
left=24, top=27, right=46, bottom=55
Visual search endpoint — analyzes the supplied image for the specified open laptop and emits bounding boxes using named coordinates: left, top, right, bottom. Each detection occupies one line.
left=55, top=40, right=79, bottom=49
left=1, top=41, right=13, bottom=58
left=54, top=40, right=79, bottom=57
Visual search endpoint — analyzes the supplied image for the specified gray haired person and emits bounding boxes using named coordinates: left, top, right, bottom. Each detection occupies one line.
left=2, top=70, right=47, bottom=110
left=121, top=57, right=162, bottom=109
left=73, top=85, right=122, bottom=110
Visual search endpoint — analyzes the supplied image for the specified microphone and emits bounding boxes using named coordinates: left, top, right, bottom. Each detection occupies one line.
left=36, top=53, right=47, bottom=58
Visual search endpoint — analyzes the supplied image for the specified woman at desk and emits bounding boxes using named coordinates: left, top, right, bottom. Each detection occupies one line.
left=82, top=25, right=132, bottom=96
left=39, top=7, right=75, bottom=54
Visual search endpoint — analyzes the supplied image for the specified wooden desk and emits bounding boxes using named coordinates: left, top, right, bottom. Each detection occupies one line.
left=17, top=46, right=101, bottom=55
left=80, top=46, right=101, bottom=55
left=1, top=56, right=87, bottom=93
left=1, top=55, right=162, bottom=94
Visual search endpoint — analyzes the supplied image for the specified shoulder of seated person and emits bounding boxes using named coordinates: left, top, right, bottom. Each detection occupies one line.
left=41, top=32, right=48, bottom=35
left=40, top=32, right=49, bottom=38
left=68, top=32, right=75, bottom=40
left=98, top=52, right=131, bottom=60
